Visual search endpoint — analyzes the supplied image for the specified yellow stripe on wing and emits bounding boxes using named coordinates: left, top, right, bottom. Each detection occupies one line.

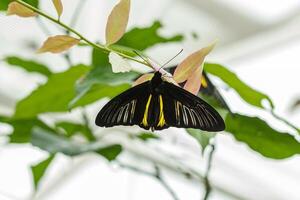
left=141, top=94, right=152, bottom=127
left=201, top=77, right=208, bottom=88
left=157, top=95, right=166, bottom=127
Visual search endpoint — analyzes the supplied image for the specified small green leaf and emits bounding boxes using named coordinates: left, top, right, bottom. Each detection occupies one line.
left=226, top=114, right=300, bottom=159
left=117, top=21, right=183, bottom=50
left=55, top=121, right=95, bottom=141
left=0, top=0, right=38, bottom=11
left=136, top=132, right=159, bottom=141
left=5, top=56, right=52, bottom=76
left=96, top=144, right=123, bottom=161
left=14, top=65, right=89, bottom=119
left=31, top=154, right=55, bottom=190
left=204, top=63, right=274, bottom=109
left=186, top=129, right=216, bottom=155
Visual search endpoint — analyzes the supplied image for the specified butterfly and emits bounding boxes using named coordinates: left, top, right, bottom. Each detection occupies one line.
left=95, top=71, right=225, bottom=132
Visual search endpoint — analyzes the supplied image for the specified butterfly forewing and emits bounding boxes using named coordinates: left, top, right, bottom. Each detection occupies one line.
left=159, top=81, right=225, bottom=131
left=95, top=81, right=150, bottom=128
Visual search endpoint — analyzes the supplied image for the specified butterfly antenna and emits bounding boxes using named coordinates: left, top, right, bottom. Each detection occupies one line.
left=133, top=50, right=151, bottom=65
left=158, top=49, right=183, bottom=71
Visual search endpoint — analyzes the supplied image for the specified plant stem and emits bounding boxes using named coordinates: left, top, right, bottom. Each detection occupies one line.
left=117, top=162, right=180, bottom=200
left=15, top=0, right=150, bottom=67
left=203, top=142, right=215, bottom=200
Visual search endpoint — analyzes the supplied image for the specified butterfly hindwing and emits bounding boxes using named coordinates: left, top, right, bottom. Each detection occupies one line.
left=158, top=81, right=225, bottom=131
left=95, top=81, right=150, bottom=128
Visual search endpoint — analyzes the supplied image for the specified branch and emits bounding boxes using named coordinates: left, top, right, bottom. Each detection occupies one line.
left=15, top=0, right=149, bottom=67
left=202, top=142, right=216, bottom=200
left=117, top=162, right=180, bottom=200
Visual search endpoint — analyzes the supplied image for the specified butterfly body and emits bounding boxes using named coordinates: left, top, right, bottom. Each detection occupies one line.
left=96, top=71, right=225, bottom=132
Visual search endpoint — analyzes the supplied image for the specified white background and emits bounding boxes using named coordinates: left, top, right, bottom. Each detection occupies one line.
left=0, top=0, right=300, bottom=199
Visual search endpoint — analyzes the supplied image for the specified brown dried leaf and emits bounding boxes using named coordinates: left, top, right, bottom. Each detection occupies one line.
left=37, top=35, right=80, bottom=54
left=173, top=42, right=215, bottom=83
left=7, top=2, right=37, bottom=17
left=52, top=0, right=63, bottom=18
left=132, top=73, right=154, bottom=86
left=105, top=0, right=131, bottom=45
left=183, top=67, right=202, bottom=95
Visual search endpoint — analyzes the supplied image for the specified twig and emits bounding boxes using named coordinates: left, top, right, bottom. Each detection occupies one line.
left=117, top=162, right=180, bottom=200
left=270, top=110, right=300, bottom=134
left=16, top=0, right=150, bottom=67
left=202, top=142, right=216, bottom=200
left=154, top=165, right=180, bottom=200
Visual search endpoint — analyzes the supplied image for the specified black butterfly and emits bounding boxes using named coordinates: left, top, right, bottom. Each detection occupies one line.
left=95, top=71, right=225, bottom=132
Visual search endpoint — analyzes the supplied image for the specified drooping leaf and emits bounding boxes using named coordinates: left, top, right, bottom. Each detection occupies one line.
left=7, top=2, right=37, bottom=17
left=136, top=132, right=159, bottom=141
left=186, top=129, right=216, bottom=155
left=9, top=118, right=53, bottom=143
left=117, top=21, right=183, bottom=50
left=5, top=56, right=52, bottom=76
left=226, top=114, right=300, bottom=159
left=1, top=0, right=38, bottom=11
left=109, top=52, right=132, bottom=73
left=105, top=0, right=131, bottom=45
left=37, top=35, right=80, bottom=54
left=96, top=144, right=123, bottom=161
left=55, top=121, right=95, bottom=141
left=204, top=63, right=274, bottom=109
left=174, top=42, right=215, bottom=83
left=31, top=127, right=123, bottom=159
left=14, top=65, right=89, bottom=119
left=52, top=0, right=63, bottom=18
left=31, top=154, right=55, bottom=190
left=133, top=73, right=154, bottom=86
left=183, top=67, right=202, bottom=95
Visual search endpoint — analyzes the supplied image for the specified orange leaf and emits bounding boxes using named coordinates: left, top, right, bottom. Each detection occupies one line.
left=173, top=42, right=215, bottom=83
left=52, top=0, right=63, bottom=18
left=7, top=2, right=37, bottom=17
left=183, top=67, right=203, bottom=95
left=132, top=73, right=154, bottom=86
left=105, top=0, right=130, bottom=45
left=37, top=35, right=80, bottom=54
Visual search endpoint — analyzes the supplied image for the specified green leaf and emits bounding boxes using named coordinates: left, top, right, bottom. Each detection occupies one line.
left=31, top=154, right=55, bottom=190
left=136, top=132, right=159, bottom=141
left=9, top=118, right=53, bottom=143
left=226, top=114, right=300, bottom=159
left=204, top=63, right=274, bottom=109
left=117, top=21, right=184, bottom=50
left=55, top=121, right=95, bottom=141
left=31, top=127, right=122, bottom=160
left=0, top=0, right=39, bottom=11
left=96, top=144, right=123, bottom=161
left=92, top=48, right=109, bottom=68
left=186, top=129, right=216, bottom=155
left=13, top=65, right=89, bottom=119
left=5, top=56, right=52, bottom=76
